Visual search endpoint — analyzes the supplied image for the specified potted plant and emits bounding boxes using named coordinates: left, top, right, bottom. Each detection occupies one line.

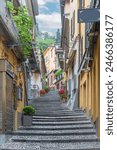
left=22, top=106, right=35, bottom=126
left=40, top=89, right=46, bottom=96
left=44, top=86, right=50, bottom=93
left=59, top=89, right=65, bottom=95
left=61, top=94, right=67, bottom=102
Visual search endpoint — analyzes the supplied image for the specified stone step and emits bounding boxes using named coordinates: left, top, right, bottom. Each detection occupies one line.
left=34, top=112, right=84, bottom=116
left=13, top=129, right=96, bottom=136
left=19, top=124, right=94, bottom=130
left=34, top=102, right=63, bottom=104
left=33, top=115, right=86, bottom=119
left=0, top=142, right=100, bottom=150
left=35, top=107, right=68, bottom=109
left=36, top=104, right=61, bottom=106
left=35, top=109, right=70, bottom=111
left=35, top=110, right=71, bottom=112
left=35, top=101, right=62, bottom=103
left=0, top=91, right=100, bottom=150
left=11, top=135, right=98, bottom=143
left=32, top=120, right=91, bottom=125
left=35, top=110, right=82, bottom=113
left=32, top=100, right=60, bottom=102
left=35, top=106, right=63, bottom=108
left=32, top=117, right=89, bottom=122
left=36, top=102, right=61, bottom=104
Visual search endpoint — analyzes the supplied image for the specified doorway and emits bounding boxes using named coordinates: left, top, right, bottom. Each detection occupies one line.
left=5, top=74, right=14, bottom=133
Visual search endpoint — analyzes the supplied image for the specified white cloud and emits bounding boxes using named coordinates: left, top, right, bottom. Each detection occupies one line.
left=37, top=0, right=61, bottom=35
left=41, top=31, right=54, bottom=36
left=39, top=5, right=49, bottom=11
left=38, top=0, right=59, bottom=6
left=36, top=12, right=61, bottom=30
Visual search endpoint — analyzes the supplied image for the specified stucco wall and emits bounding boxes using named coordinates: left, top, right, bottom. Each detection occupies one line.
left=79, top=33, right=100, bottom=137
left=0, top=37, right=26, bottom=131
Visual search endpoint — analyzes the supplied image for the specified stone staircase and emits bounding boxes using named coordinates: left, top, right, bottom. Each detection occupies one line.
left=0, top=91, right=100, bottom=150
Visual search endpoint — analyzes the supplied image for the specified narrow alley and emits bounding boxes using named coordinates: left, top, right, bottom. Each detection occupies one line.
left=0, top=91, right=99, bottom=150
left=0, top=0, right=100, bottom=149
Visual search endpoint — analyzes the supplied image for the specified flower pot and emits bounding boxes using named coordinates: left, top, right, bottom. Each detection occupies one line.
left=23, top=115, right=32, bottom=126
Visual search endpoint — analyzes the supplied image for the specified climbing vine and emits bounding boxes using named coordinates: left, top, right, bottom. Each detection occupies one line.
left=6, top=1, right=33, bottom=56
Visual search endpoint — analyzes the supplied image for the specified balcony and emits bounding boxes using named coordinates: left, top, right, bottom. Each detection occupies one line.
left=0, top=0, right=19, bottom=42
left=53, top=74, right=64, bottom=84
left=54, top=68, right=63, bottom=84
left=29, top=49, right=40, bottom=72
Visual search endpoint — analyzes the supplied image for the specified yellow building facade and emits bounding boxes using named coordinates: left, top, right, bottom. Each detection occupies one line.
left=60, top=0, right=100, bottom=138
left=79, top=33, right=100, bottom=137
left=77, top=0, right=100, bottom=138
left=0, top=37, right=26, bottom=133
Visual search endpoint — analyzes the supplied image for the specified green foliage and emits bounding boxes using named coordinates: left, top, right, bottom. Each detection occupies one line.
left=23, top=106, right=35, bottom=116
left=55, top=68, right=63, bottom=77
left=37, top=31, right=55, bottom=53
left=41, top=74, right=47, bottom=86
left=42, top=74, right=47, bottom=82
left=6, top=1, right=33, bottom=56
left=44, top=86, right=50, bottom=92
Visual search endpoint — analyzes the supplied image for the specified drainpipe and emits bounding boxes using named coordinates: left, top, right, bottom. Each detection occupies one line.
left=77, top=17, right=81, bottom=108
left=22, top=62, right=28, bottom=106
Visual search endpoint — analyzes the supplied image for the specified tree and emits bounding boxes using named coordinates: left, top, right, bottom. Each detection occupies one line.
left=56, top=29, right=61, bottom=44
left=45, top=32, right=49, bottom=39
left=37, top=31, right=56, bottom=52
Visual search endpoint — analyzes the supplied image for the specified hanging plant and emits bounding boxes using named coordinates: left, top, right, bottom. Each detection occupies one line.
left=6, top=1, right=33, bottom=57
left=55, top=68, right=63, bottom=77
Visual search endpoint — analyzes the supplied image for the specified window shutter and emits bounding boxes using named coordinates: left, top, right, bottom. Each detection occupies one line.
left=73, top=11, right=75, bottom=35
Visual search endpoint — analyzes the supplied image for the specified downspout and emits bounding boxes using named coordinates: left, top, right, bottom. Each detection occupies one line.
left=22, top=62, right=28, bottom=106
left=77, top=1, right=81, bottom=108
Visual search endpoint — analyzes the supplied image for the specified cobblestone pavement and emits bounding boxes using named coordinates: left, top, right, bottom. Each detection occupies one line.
left=0, top=90, right=100, bottom=150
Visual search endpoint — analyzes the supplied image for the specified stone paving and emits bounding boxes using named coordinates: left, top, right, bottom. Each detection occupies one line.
left=0, top=90, right=100, bottom=150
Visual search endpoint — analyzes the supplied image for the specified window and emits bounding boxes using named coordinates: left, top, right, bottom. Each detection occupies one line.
left=79, top=0, right=85, bottom=9
left=59, top=54, right=63, bottom=58
left=16, top=84, right=22, bottom=101
left=73, top=11, right=75, bottom=35
left=71, top=11, right=75, bottom=38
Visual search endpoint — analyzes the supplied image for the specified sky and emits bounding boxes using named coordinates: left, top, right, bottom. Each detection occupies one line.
left=36, top=0, right=61, bottom=36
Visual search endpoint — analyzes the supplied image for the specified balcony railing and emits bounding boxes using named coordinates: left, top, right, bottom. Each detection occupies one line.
left=0, top=0, right=19, bottom=41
